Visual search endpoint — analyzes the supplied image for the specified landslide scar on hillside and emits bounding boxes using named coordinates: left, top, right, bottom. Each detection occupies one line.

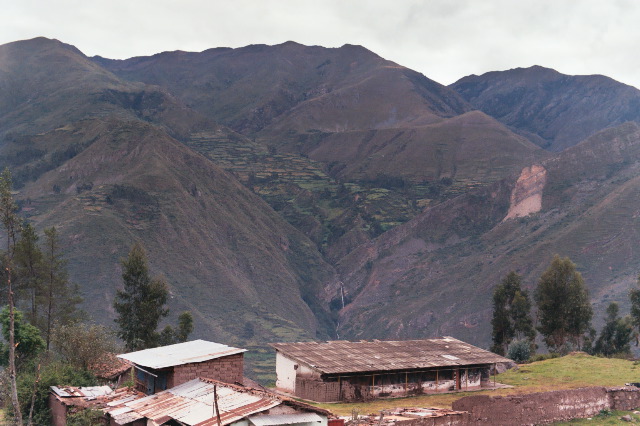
left=504, top=164, right=547, bottom=220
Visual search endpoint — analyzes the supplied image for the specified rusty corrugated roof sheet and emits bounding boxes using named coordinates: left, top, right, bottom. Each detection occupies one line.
left=49, top=385, right=143, bottom=409
left=270, top=336, right=511, bottom=374
left=90, top=352, right=132, bottom=380
left=117, top=339, right=246, bottom=369
left=52, top=379, right=332, bottom=425
left=122, top=379, right=280, bottom=426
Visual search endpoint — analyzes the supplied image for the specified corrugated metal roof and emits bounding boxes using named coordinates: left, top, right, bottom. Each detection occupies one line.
left=249, top=412, right=324, bottom=425
left=117, top=339, right=247, bottom=369
left=104, top=378, right=282, bottom=426
left=271, top=336, right=511, bottom=374
left=50, top=385, right=113, bottom=398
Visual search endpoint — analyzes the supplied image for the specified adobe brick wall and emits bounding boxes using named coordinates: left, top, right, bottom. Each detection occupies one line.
left=295, top=377, right=342, bottom=402
left=169, top=354, right=243, bottom=388
left=49, top=394, right=68, bottom=426
left=394, top=414, right=470, bottom=426
left=447, top=386, right=640, bottom=425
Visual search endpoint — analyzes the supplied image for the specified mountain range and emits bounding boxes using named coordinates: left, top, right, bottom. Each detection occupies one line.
left=3, top=37, right=640, bottom=379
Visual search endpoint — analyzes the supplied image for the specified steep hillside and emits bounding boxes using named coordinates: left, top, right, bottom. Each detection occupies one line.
left=94, top=41, right=545, bottom=248
left=302, top=110, right=546, bottom=183
left=451, top=66, right=640, bottom=151
left=0, top=38, right=339, bottom=376
left=331, top=122, right=640, bottom=347
left=95, top=43, right=542, bottom=188
left=19, top=118, right=336, bottom=346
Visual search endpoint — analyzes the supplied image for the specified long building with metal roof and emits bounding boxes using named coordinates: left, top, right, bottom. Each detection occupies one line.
left=271, top=337, right=512, bottom=402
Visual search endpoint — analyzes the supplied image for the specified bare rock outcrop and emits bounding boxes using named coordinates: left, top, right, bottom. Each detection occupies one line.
left=504, top=164, right=547, bottom=220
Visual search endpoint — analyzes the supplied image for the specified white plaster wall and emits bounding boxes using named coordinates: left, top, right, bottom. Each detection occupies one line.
left=461, top=369, right=482, bottom=390
left=370, top=379, right=458, bottom=397
left=422, top=379, right=457, bottom=393
left=298, top=363, right=317, bottom=377
left=366, top=370, right=485, bottom=397
left=275, top=352, right=298, bottom=392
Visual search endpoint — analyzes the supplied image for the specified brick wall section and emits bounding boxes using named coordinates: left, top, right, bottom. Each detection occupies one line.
left=170, top=354, right=243, bottom=388
left=295, top=377, right=341, bottom=402
left=49, top=395, right=68, bottom=426
left=394, top=414, right=470, bottom=426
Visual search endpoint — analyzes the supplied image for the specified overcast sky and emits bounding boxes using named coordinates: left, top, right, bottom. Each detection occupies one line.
left=2, top=0, right=640, bottom=88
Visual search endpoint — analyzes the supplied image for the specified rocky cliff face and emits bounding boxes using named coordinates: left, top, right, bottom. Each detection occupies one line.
left=504, top=165, right=547, bottom=220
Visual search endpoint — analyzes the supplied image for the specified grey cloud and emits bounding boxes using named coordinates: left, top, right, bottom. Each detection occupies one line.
left=2, top=0, right=640, bottom=88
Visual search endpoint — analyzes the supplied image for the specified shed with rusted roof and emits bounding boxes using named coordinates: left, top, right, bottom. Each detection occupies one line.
left=271, top=337, right=511, bottom=402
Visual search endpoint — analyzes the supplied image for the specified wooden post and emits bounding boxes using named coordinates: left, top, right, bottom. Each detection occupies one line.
left=214, top=385, right=221, bottom=426
left=405, top=372, right=408, bottom=395
left=493, top=363, right=496, bottom=388
left=465, top=368, right=468, bottom=391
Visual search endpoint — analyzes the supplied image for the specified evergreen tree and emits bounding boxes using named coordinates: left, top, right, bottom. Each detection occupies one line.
left=14, top=223, right=44, bottom=324
left=512, top=290, right=536, bottom=341
left=114, top=242, right=169, bottom=351
left=491, top=271, right=535, bottom=355
left=0, top=168, right=23, bottom=424
left=594, top=302, right=632, bottom=356
left=176, top=311, right=194, bottom=343
left=156, top=311, right=194, bottom=346
left=41, top=227, right=83, bottom=350
left=629, top=275, right=640, bottom=345
left=535, top=255, right=593, bottom=353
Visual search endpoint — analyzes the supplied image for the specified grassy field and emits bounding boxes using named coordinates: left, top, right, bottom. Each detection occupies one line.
left=311, top=353, right=640, bottom=417
left=555, top=410, right=640, bottom=425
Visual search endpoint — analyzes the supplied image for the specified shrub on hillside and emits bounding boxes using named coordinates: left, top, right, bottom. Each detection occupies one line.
left=529, top=352, right=561, bottom=363
left=507, top=340, right=531, bottom=363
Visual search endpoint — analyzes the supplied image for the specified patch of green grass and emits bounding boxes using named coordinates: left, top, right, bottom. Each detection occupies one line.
left=498, top=353, right=640, bottom=393
left=554, top=409, right=640, bottom=425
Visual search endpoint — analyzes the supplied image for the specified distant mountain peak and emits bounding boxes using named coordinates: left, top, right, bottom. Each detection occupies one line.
left=451, top=64, right=640, bottom=151
left=4, top=36, right=85, bottom=57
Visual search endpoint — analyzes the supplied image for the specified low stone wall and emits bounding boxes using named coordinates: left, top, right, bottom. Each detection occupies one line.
left=442, top=386, right=640, bottom=425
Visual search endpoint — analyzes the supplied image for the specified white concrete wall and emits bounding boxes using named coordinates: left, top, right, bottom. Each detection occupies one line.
left=275, top=352, right=298, bottom=392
